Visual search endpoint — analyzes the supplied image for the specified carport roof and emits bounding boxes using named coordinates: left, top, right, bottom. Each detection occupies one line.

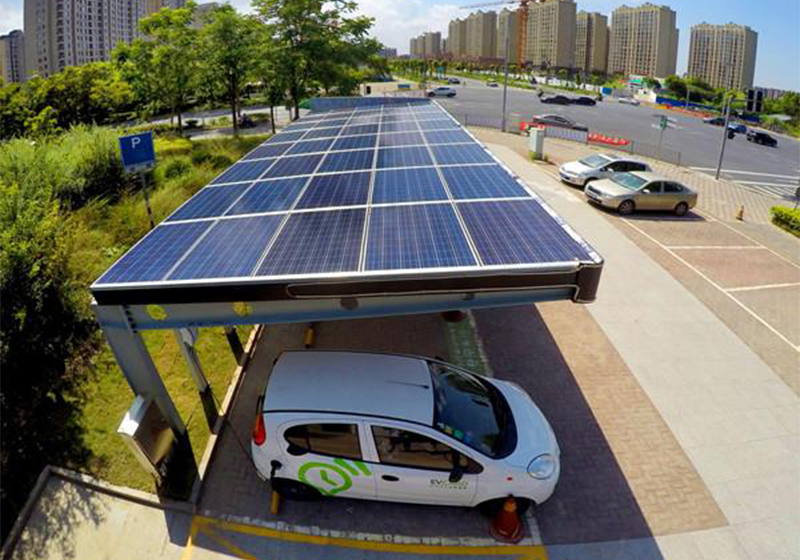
left=91, top=97, right=603, bottom=308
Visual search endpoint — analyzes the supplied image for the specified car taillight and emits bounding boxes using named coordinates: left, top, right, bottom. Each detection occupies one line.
left=252, top=413, right=266, bottom=446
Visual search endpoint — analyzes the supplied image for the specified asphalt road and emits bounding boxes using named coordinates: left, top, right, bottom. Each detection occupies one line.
left=434, top=77, right=800, bottom=199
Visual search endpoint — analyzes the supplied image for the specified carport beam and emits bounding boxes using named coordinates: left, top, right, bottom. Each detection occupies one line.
left=174, top=329, right=210, bottom=393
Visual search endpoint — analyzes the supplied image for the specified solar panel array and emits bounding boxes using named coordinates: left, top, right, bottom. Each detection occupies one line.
left=95, top=100, right=600, bottom=292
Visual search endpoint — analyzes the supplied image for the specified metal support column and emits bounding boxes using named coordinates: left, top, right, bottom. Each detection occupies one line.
left=94, top=304, right=186, bottom=435
left=174, top=328, right=209, bottom=393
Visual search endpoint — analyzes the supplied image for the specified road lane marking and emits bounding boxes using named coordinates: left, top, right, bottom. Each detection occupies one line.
left=726, top=282, right=800, bottom=293
left=666, top=246, right=761, bottom=250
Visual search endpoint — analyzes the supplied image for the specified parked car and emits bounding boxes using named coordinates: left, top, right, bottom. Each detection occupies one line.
left=746, top=130, right=777, bottom=147
left=447, top=77, right=461, bottom=85
left=617, top=97, right=640, bottom=106
left=428, top=86, right=457, bottom=98
left=533, top=114, right=588, bottom=131
left=570, top=96, right=597, bottom=106
left=703, top=116, right=726, bottom=126
left=529, top=77, right=538, bottom=85
left=728, top=123, right=747, bottom=134
left=559, top=154, right=651, bottom=187
left=252, top=351, right=560, bottom=513
left=487, top=80, right=499, bottom=87
left=540, top=95, right=572, bottom=105
left=584, top=171, right=697, bottom=216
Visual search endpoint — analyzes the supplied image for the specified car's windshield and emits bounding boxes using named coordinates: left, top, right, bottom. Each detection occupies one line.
left=579, top=155, right=611, bottom=168
left=611, top=172, right=647, bottom=190
left=429, top=362, right=509, bottom=457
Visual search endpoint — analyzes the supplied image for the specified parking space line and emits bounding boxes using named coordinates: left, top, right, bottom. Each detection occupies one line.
left=198, top=521, right=259, bottom=559
left=180, top=517, right=199, bottom=560
left=689, top=167, right=800, bottom=180
left=726, top=282, right=800, bottom=293
left=665, top=245, right=761, bottom=250
left=193, top=515, right=549, bottom=559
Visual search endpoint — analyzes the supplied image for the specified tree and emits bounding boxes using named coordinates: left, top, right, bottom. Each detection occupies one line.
left=199, top=5, right=260, bottom=130
left=664, top=74, right=687, bottom=98
left=254, top=32, right=287, bottom=134
left=643, top=77, right=661, bottom=90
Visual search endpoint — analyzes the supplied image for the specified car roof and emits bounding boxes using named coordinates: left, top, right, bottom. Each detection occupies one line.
left=264, top=351, right=434, bottom=425
left=629, top=171, right=663, bottom=181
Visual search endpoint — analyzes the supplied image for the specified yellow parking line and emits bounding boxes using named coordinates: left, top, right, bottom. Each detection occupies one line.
left=195, top=515, right=548, bottom=559
left=180, top=517, right=199, bottom=560
left=199, top=522, right=259, bottom=560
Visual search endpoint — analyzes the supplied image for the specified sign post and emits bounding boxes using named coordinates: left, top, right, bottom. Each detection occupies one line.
left=119, top=131, right=157, bottom=229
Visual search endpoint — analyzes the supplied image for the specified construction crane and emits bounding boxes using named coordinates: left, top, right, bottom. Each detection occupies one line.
left=462, top=0, right=536, bottom=65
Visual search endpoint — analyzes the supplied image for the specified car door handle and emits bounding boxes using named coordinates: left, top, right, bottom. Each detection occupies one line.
left=381, top=475, right=399, bottom=482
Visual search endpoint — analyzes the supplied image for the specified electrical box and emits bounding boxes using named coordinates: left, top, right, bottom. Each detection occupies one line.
left=118, top=395, right=176, bottom=483
left=528, top=126, right=544, bottom=159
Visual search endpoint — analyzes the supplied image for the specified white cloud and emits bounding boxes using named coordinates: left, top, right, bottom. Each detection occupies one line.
left=354, top=0, right=462, bottom=54
left=0, top=0, right=24, bottom=35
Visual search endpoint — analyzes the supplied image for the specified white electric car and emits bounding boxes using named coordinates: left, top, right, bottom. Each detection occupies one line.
left=559, top=153, right=651, bottom=187
left=252, top=351, right=560, bottom=514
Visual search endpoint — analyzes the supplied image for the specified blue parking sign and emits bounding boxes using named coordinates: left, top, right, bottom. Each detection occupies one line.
left=119, top=132, right=156, bottom=173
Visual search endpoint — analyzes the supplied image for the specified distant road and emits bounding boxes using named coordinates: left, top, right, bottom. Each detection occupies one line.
left=435, top=77, right=800, bottom=199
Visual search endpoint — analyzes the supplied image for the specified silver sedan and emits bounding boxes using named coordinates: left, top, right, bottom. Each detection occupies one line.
left=584, top=171, right=698, bottom=216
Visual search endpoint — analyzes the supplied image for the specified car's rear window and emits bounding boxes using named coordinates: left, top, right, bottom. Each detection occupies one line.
left=284, top=423, right=362, bottom=459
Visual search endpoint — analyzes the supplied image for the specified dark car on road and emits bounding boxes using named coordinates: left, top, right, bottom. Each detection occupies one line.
left=746, top=130, right=778, bottom=147
left=447, top=77, right=461, bottom=85
left=728, top=123, right=747, bottom=134
left=533, top=114, right=589, bottom=131
left=570, top=96, right=597, bottom=106
left=703, top=116, right=726, bottom=126
left=541, top=95, right=572, bottom=105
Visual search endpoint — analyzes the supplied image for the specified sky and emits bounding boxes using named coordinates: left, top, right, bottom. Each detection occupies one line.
left=1, top=0, right=798, bottom=90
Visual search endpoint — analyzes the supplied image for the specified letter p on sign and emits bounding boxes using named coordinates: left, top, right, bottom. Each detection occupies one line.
left=119, top=131, right=156, bottom=173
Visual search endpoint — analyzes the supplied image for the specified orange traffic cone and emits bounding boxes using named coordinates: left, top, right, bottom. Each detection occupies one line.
left=490, top=497, right=524, bottom=543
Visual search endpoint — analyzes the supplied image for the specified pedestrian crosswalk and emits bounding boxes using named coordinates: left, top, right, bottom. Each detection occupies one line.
left=690, top=167, right=800, bottom=200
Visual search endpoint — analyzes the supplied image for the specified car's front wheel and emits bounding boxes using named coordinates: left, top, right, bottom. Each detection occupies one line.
left=271, top=478, right=321, bottom=501
left=477, top=497, right=532, bottom=517
left=617, top=200, right=635, bottom=215
left=674, top=202, right=689, bottom=216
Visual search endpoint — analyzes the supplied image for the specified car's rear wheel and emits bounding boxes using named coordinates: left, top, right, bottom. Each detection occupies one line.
left=617, top=200, right=635, bottom=215
left=477, top=497, right=532, bottom=517
left=271, top=478, right=321, bottom=501
left=674, top=202, right=689, bottom=216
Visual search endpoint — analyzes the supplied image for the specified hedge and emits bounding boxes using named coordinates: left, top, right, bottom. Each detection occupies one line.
left=770, top=206, right=800, bottom=237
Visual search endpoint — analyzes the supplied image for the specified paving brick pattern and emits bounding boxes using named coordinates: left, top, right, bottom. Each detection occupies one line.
left=474, top=303, right=727, bottom=544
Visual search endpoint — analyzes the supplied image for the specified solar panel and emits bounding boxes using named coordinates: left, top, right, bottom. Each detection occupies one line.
left=295, top=172, right=370, bottom=209
left=226, top=177, right=308, bottom=215
left=257, top=208, right=365, bottom=276
left=93, top=99, right=602, bottom=308
left=441, top=165, right=530, bottom=200
left=366, top=204, right=476, bottom=271
left=372, top=168, right=447, bottom=203
left=169, top=215, right=283, bottom=280
left=167, top=183, right=251, bottom=222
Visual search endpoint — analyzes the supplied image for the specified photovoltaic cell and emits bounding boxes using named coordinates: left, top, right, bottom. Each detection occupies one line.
left=459, top=200, right=593, bottom=265
left=379, top=132, right=424, bottom=147
left=366, top=204, right=476, bottom=271
left=348, top=116, right=381, bottom=126
left=97, top=221, right=211, bottom=284
left=296, top=172, right=370, bottom=209
left=169, top=215, right=283, bottom=280
left=381, top=121, right=420, bottom=133
left=342, top=124, right=379, bottom=136
left=431, top=144, right=495, bottom=165
left=321, top=118, right=349, bottom=128
left=243, top=143, right=292, bottom=160
left=211, top=160, right=274, bottom=184
left=417, top=119, right=459, bottom=130
left=424, top=129, right=472, bottom=145
left=167, top=183, right=251, bottom=222
left=264, top=131, right=307, bottom=144
left=319, top=150, right=374, bottom=173
left=262, top=154, right=324, bottom=178
left=331, top=135, right=376, bottom=151
left=258, top=208, right=365, bottom=276
left=226, top=177, right=308, bottom=215
left=377, top=146, right=432, bottom=169
left=441, top=165, right=530, bottom=200
left=372, top=168, right=447, bottom=203
left=286, top=138, right=334, bottom=155
left=302, top=127, right=342, bottom=140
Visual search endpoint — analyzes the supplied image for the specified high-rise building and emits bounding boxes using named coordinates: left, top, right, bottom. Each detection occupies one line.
left=575, top=11, right=608, bottom=74
left=410, top=36, right=425, bottom=59
left=496, top=9, right=520, bottom=63
left=145, top=0, right=185, bottom=15
left=379, top=47, right=398, bottom=59
left=423, top=32, right=442, bottom=57
left=447, top=18, right=468, bottom=57
left=466, top=11, right=496, bottom=60
left=191, top=2, right=220, bottom=29
left=0, top=30, right=26, bottom=83
left=524, top=0, right=576, bottom=69
left=608, top=3, right=678, bottom=78
left=24, top=0, right=149, bottom=79
left=688, top=23, right=757, bottom=90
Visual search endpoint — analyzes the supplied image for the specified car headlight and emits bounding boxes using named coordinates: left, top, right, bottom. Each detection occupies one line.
left=527, top=453, right=556, bottom=479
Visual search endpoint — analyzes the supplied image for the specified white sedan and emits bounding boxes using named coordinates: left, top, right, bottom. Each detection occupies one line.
left=617, top=97, right=640, bottom=105
left=559, top=154, right=650, bottom=187
left=428, top=86, right=457, bottom=98
left=252, top=351, right=560, bottom=514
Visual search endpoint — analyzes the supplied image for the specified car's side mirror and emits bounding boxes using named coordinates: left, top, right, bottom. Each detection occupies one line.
left=642, top=188, right=652, bottom=194
left=449, top=464, right=464, bottom=483
left=287, top=443, right=308, bottom=456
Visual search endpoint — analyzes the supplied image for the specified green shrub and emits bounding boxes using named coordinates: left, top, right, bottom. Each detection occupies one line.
left=155, top=137, right=193, bottom=158
left=191, top=150, right=212, bottom=166
left=209, top=154, right=233, bottom=169
left=162, top=157, right=192, bottom=180
left=770, top=206, right=800, bottom=237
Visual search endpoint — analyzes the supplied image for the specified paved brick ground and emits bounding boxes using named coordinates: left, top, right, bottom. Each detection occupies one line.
left=473, top=304, right=726, bottom=544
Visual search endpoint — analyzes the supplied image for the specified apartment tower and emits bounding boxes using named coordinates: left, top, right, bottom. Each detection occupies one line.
left=424, top=32, right=442, bottom=58
left=448, top=18, right=468, bottom=57
left=524, top=0, right=576, bottom=69
left=608, top=3, right=678, bottom=77
left=688, top=23, right=757, bottom=89
left=575, top=11, right=608, bottom=74
left=466, top=11, right=497, bottom=60
left=0, top=30, right=26, bottom=83
left=496, top=9, right=521, bottom=63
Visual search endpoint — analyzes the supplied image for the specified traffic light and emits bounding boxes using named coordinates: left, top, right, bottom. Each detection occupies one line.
left=746, top=88, right=764, bottom=113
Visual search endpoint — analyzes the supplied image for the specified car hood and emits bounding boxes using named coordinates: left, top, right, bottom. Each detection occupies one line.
left=561, top=161, right=593, bottom=175
left=589, top=178, right=635, bottom=197
left=488, top=378, right=558, bottom=468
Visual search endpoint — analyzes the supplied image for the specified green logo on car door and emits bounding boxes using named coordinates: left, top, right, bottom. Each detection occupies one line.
left=298, top=459, right=371, bottom=496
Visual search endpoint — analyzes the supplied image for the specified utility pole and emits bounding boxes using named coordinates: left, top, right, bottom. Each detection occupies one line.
left=501, top=19, right=511, bottom=132
left=714, top=94, right=733, bottom=180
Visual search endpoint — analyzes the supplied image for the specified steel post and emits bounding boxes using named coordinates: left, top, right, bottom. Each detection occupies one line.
left=501, top=23, right=511, bottom=133
left=715, top=95, right=733, bottom=180
left=174, top=328, right=209, bottom=393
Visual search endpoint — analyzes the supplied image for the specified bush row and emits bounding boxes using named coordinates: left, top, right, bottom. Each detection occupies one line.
left=770, top=206, right=800, bottom=237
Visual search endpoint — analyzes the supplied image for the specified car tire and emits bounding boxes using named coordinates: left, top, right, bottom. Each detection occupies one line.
left=271, top=478, right=321, bottom=501
left=674, top=202, right=689, bottom=216
left=617, top=200, right=635, bottom=215
left=477, top=497, right=532, bottom=518
left=427, top=93, right=435, bottom=98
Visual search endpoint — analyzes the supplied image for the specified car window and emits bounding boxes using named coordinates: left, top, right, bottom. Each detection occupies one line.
left=372, top=426, right=481, bottom=472
left=606, top=162, right=626, bottom=172
left=644, top=182, right=663, bottom=194
left=664, top=182, right=684, bottom=193
left=629, top=162, right=647, bottom=172
left=284, top=423, right=362, bottom=459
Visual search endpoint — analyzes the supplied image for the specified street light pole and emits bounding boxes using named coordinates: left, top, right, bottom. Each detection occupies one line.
left=714, top=94, right=733, bottom=180
left=501, top=20, right=511, bottom=132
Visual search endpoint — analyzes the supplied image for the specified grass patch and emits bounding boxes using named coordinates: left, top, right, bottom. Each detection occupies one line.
left=771, top=205, right=800, bottom=237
